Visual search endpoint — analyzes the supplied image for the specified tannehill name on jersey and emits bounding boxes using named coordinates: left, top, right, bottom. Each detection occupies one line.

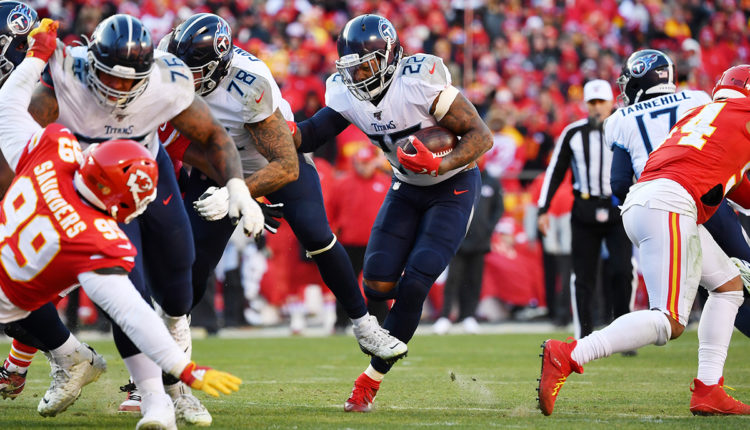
left=33, top=161, right=86, bottom=238
left=617, top=92, right=694, bottom=117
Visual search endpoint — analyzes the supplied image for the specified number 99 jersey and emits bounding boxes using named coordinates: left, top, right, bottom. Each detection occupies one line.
left=604, top=89, right=710, bottom=179
left=0, top=124, right=136, bottom=314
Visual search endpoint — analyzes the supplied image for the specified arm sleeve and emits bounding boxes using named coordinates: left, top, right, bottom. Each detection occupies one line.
left=0, top=57, right=46, bottom=171
left=78, top=271, right=191, bottom=377
left=537, top=129, right=573, bottom=214
left=297, top=107, right=351, bottom=153
left=610, top=145, right=636, bottom=205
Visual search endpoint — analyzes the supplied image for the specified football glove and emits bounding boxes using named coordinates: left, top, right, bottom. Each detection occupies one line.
left=397, top=136, right=442, bottom=177
left=27, top=18, right=59, bottom=62
left=194, top=186, right=229, bottom=221
left=179, top=361, right=242, bottom=397
left=226, top=178, right=264, bottom=237
left=260, top=202, right=284, bottom=234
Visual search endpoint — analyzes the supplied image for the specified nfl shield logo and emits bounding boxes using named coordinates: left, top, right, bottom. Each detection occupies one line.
left=374, top=111, right=382, bottom=120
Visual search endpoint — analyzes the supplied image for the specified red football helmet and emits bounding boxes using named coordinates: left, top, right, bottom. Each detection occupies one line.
left=74, top=140, right=158, bottom=223
left=712, top=65, right=750, bottom=100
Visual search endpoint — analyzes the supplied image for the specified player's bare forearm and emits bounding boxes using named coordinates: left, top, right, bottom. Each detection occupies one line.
left=436, top=92, right=492, bottom=174
left=243, top=109, right=299, bottom=197
left=28, top=83, right=59, bottom=127
left=182, top=142, right=223, bottom=184
left=171, top=97, right=243, bottom=183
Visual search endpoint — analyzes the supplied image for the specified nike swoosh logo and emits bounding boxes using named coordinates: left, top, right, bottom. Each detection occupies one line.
left=454, top=189, right=468, bottom=195
left=163, top=194, right=173, bottom=205
left=255, top=90, right=265, bottom=103
left=159, top=123, right=167, bottom=131
left=429, top=63, right=436, bottom=74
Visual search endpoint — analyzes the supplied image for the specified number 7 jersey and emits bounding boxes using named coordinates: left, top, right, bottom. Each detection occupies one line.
left=0, top=124, right=136, bottom=312
left=638, top=97, right=750, bottom=223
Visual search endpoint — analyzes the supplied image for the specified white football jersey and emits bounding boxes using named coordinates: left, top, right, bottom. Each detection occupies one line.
left=326, top=53, right=465, bottom=186
left=201, top=47, right=292, bottom=175
left=48, top=43, right=195, bottom=157
left=604, top=89, right=710, bottom=178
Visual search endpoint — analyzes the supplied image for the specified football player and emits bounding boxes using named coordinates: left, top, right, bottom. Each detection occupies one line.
left=607, top=49, right=750, bottom=337
left=160, top=13, right=407, bottom=374
left=0, top=19, right=241, bottom=429
left=284, top=14, right=492, bottom=411
left=2, top=13, right=262, bottom=424
left=538, top=65, right=750, bottom=416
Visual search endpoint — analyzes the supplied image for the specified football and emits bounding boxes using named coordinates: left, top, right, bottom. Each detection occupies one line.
left=401, top=126, right=458, bottom=157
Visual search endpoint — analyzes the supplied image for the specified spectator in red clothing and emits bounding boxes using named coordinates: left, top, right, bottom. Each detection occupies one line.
left=328, top=145, right=392, bottom=330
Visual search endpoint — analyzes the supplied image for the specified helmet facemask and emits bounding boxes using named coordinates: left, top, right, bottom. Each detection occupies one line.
left=86, top=50, right=151, bottom=113
left=336, top=42, right=401, bottom=101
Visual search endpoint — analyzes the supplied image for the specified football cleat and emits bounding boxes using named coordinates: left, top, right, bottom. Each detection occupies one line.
left=353, top=315, right=407, bottom=365
left=137, top=391, right=177, bottom=430
left=344, top=372, right=381, bottom=412
left=119, top=380, right=142, bottom=413
left=0, top=362, right=26, bottom=400
left=38, top=344, right=107, bottom=417
left=690, top=377, right=750, bottom=415
left=167, top=382, right=212, bottom=426
left=536, top=338, right=583, bottom=416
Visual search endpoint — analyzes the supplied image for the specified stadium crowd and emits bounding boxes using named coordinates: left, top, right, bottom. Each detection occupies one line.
left=29, top=0, right=750, bottom=331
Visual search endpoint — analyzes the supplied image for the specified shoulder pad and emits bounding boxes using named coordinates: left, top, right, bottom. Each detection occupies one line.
left=221, top=65, right=276, bottom=122
left=153, top=52, right=194, bottom=93
left=324, top=73, right=350, bottom=110
left=398, top=54, right=451, bottom=87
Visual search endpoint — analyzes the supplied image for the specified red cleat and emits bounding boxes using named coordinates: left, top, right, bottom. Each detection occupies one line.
left=690, top=377, right=750, bottom=415
left=536, top=338, right=583, bottom=416
left=0, top=363, right=26, bottom=400
left=344, top=373, right=381, bottom=412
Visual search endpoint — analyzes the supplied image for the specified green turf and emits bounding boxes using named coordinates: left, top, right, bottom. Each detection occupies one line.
left=3, top=329, right=750, bottom=429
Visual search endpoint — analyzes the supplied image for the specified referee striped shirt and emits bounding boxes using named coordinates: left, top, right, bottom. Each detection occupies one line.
left=537, top=117, right=612, bottom=213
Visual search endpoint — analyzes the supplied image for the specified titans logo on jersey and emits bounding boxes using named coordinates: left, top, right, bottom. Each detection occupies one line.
left=326, top=53, right=466, bottom=186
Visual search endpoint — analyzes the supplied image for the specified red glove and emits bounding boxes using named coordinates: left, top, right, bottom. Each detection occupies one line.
left=397, top=135, right=442, bottom=176
left=26, top=18, right=59, bottom=62
left=286, top=120, right=297, bottom=137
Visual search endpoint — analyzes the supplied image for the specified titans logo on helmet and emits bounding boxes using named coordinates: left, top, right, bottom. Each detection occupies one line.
left=214, top=21, right=231, bottom=57
left=631, top=54, right=659, bottom=78
left=378, top=18, right=396, bottom=44
left=7, top=4, right=32, bottom=35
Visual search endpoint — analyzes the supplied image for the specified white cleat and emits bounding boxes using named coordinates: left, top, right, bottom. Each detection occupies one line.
left=137, top=391, right=177, bottom=430
left=37, top=344, right=107, bottom=417
left=353, top=315, right=407, bottom=365
left=167, top=382, right=212, bottom=426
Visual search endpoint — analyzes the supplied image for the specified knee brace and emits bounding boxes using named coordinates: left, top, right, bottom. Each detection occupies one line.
left=306, top=234, right=337, bottom=258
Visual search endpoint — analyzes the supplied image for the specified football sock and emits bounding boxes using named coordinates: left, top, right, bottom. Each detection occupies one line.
left=6, top=339, right=36, bottom=373
left=351, top=314, right=371, bottom=328
left=124, top=353, right=165, bottom=394
left=697, top=290, right=743, bottom=385
left=16, top=301, right=70, bottom=350
left=571, top=310, right=671, bottom=365
left=311, top=241, right=368, bottom=319
left=49, top=334, right=90, bottom=368
left=364, top=364, right=384, bottom=382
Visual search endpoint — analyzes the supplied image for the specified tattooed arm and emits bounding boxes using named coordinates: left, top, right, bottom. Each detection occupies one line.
left=433, top=91, right=492, bottom=175
left=28, top=83, right=59, bottom=127
left=242, top=108, right=299, bottom=198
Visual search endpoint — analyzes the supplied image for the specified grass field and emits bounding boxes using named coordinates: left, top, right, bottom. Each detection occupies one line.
left=3, top=328, right=750, bottom=429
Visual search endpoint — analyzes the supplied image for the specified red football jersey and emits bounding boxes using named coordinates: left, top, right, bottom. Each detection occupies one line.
left=0, top=124, right=136, bottom=311
left=639, top=98, right=750, bottom=224
left=158, top=122, right=190, bottom=177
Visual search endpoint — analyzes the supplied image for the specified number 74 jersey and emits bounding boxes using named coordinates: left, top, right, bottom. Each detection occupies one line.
left=638, top=97, right=750, bottom=224
left=0, top=124, right=136, bottom=312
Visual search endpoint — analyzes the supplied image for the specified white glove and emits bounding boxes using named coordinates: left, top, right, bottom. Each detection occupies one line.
left=193, top=186, right=229, bottom=221
left=226, top=178, right=264, bottom=237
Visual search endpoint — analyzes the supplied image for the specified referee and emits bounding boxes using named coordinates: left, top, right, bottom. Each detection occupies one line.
left=537, top=79, right=633, bottom=338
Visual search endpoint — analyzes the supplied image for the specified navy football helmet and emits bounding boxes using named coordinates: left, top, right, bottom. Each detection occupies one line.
left=616, top=49, right=676, bottom=106
left=0, top=1, right=37, bottom=86
left=87, top=14, right=153, bottom=111
left=163, top=13, right=233, bottom=96
left=336, top=14, right=403, bottom=101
